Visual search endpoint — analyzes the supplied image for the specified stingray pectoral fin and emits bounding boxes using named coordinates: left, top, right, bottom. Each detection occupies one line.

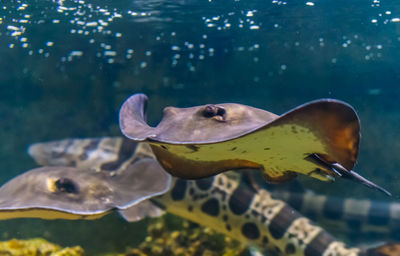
left=150, top=144, right=262, bottom=179
left=269, top=99, right=360, bottom=172
left=112, top=158, right=172, bottom=208
left=118, top=200, right=164, bottom=222
left=0, top=208, right=108, bottom=220
left=119, top=93, right=158, bottom=141
left=152, top=143, right=299, bottom=183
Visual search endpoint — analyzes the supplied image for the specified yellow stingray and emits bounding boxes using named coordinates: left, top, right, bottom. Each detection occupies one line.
left=119, top=93, right=390, bottom=196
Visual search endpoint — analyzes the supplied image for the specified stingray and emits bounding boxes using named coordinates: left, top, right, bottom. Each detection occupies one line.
left=0, top=158, right=171, bottom=220
left=119, top=93, right=390, bottom=196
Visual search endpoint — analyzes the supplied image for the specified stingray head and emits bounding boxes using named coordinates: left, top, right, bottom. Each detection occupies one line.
left=0, top=158, right=171, bottom=220
left=119, top=94, right=390, bottom=196
left=119, top=93, right=278, bottom=143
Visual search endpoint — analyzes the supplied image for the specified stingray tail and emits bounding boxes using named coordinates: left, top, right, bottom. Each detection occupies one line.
left=363, top=242, right=400, bottom=256
left=330, top=162, right=392, bottom=197
left=307, top=154, right=391, bottom=196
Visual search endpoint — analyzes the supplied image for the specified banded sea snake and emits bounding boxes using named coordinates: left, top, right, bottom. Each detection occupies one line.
left=26, top=137, right=400, bottom=256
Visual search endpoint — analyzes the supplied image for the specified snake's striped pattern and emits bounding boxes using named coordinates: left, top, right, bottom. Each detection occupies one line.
left=153, top=174, right=361, bottom=256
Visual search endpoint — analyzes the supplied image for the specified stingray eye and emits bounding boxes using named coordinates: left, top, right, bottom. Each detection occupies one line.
left=55, top=178, right=79, bottom=194
left=203, top=105, right=218, bottom=117
left=202, top=105, right=226, bottom=120
left=216, top=107, right=226, bottom=117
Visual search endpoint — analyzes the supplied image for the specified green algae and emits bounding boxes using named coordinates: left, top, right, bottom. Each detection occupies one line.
left=0, top=238, right=84, bottom=256
left=120, top=214, right=249, bottom=256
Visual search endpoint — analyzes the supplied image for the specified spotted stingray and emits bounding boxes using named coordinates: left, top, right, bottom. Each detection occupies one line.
left=0, top=137, right=398, bottom=256
left=119, top=93, right=390, bottom=195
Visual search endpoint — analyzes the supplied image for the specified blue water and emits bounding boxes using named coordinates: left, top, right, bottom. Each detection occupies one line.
left=1, top=0, right=400, bottom=254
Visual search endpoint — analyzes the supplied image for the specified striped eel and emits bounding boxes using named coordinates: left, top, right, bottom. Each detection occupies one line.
left=266, top=186, right=400, bottom=240
left=22, top=137, right=400, bottom=256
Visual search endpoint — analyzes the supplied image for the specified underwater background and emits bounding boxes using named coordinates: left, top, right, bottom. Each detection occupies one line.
left=1, top=0, right=400, bottom=254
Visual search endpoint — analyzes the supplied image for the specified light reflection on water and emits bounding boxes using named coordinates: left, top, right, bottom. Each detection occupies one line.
left=2, top=0, right=399, bottom=71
